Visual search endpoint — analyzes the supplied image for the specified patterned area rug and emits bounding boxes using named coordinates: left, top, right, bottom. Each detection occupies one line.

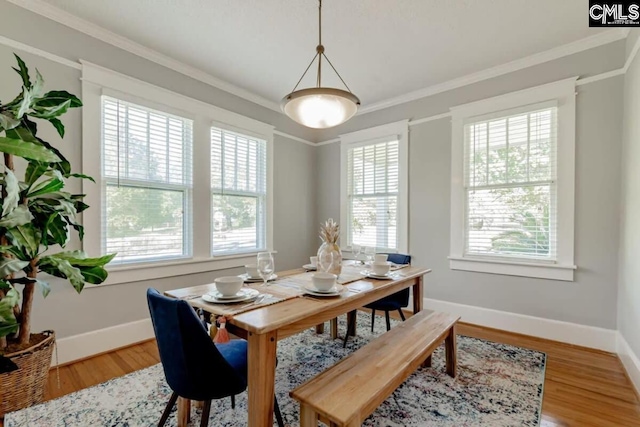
left=6, top=313, right=546, bottom=426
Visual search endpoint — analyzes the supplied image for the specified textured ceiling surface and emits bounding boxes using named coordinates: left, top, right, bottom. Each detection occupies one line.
left=42, top=0, right=608, bottom=107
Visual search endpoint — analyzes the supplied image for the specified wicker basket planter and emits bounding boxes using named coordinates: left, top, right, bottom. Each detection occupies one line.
left=0, top=331, right=55, bottom=417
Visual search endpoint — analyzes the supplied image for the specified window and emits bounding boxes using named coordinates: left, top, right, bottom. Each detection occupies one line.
left=102, top=97, right=192, bottom=264
left=82, top=62, right=274, bottom=285
left=211, top=128, right=267, bottom=255
left=340, top=120, right=409, bottom=252
left=449, top=78, right=576, bottom=281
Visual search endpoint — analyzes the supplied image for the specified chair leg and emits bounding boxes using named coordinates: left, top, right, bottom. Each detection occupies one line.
left=274, top=395, right=285, bottom=427
left=158, top=391, right=178, bottom=427
left=231, top=394, right=236, bottom=409
left=385, top=311, right=391, bottom=331
left=370, top=309, right=376, bottom=332
left=200, top=400, right=212, bottom=427
left=343, top=314, right=354, bottom=348
left=398, top=308, right=406, bottom=321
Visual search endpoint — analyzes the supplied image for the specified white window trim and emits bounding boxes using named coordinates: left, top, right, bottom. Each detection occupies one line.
left=449, top=77, right=577, bottom=281
left=339, top=120, right=409, bottom=253
left=81, top=61, right=274, bottom=285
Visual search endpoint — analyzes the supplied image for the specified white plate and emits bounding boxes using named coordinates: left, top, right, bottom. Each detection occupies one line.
left=302, top=264, right=317, bottom=271
left=361, top=271, right=395, bottom=280
left=303, top=283, right=345, bottom=297
left=239, top=273, right=278, bottom=283
left=202, top=288, right=260, bottom=304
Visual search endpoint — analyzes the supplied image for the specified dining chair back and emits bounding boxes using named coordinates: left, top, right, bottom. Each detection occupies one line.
left=343, top=254, right=413, bottom=347
left=147, top=289, right=284, bottom=427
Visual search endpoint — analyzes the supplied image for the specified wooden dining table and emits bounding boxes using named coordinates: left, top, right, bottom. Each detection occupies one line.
left=165, top=265, right=431, bottom=427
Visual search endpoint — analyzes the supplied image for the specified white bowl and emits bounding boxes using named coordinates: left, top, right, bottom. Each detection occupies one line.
left=245, top=264, right=260, bottom=279
left=374, top=254, right=388, bottom=263
left=215, top=276, right=244, bottom=296
left=312, top=272, right=337, bottom=291
left=372, top=262, right=391, bottom=276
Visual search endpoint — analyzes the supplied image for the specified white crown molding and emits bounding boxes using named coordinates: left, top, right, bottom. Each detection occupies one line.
left=274, top=130, right=315, bottom=146
left=5, top=0, right=281, bottom=113
left=0, top=34, right=81, bottom=70
left=357, top=29, right=628, bottom=115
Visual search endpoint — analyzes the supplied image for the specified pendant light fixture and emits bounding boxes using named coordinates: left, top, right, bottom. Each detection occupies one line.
left=281, top=0, right=360, bottom=129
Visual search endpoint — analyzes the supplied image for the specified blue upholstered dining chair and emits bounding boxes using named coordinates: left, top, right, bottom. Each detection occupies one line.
left=146, top=288, right=284, bottom=427
left=343, top=254, right=412, bottom=347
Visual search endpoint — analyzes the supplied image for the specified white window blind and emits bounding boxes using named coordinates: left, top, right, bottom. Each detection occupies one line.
left=211, top=127, right=267, bottom=255
left=464, top=104, right=557, bottom=260
left=346, top=139, right=399, bottom=250
left=102, top=97, right=193, bottom=264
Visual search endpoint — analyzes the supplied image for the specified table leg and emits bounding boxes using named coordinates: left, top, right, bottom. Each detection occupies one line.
left=445, top=324, right=457, bottom=377
left=413, top=275, right=424, bottom=314
left=315, top=323, right=325, bottom=334
left=300, top=403, right=318, bottom=427
left=347, top=310, right=357, bottom=336
left=330, top=317, right=338, bottom=339
left=177, top=397, right=191, bottom=427
left=423, top=354, right=432, bottom=368
left=248, top=330, right=277, bottom=427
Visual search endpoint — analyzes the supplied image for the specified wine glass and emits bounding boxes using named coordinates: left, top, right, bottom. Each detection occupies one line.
left=364, top=246, right=375, bottom=265
left=257, top=252, right=274, bottom=287
left=352, top=244, right=361, bottom=265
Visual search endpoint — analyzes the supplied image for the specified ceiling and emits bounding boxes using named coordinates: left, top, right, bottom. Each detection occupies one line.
left=39, top=0, right=613, bottom=111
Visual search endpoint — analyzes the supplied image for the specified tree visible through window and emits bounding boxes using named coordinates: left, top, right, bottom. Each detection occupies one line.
left=211, top=128, right=267, bottom=255
left=102, top=97, right=192, bottom=263
left=464, top=107, right=556, bottom=260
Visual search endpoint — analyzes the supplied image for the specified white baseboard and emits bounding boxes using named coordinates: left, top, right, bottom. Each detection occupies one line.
left=53, top=318, right=154, bottom=366
left=423, top=298, right=618, bottom=352
left=617, top=332, right=640, bottom=396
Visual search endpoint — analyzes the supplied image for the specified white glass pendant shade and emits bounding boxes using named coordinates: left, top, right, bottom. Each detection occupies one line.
left=282, top=88, right=360, bottom=129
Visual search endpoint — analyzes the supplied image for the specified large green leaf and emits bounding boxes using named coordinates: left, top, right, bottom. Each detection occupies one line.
left=30, top=99, right=71, bottom=120
left=43, top=213, right=68, bottom=247
left=0, top=258, right=29, bottom=278
left=0, top=205, right=33, bottom=229
left=38, top=257, right=85, bottom=293
left=7, top=224, right=41, bottom=258
left=49, top=117, right=64, bottom=138
left=14, top=87, right=32, bottom=119
left=77, top=265, right=109, bottom=284
left=31, top=69, right=44, bottom=99
left=0, top=283, right=20, bottom=339
left=12, top=54, right=31, bottom=89
left=49, top=251, right=115, bottom=267
left=37, top=279, right=50, bottom=298
left=33, top=90, right=82, bottom=108
left=0, top=112, right=20, bottom=131
left=25, top=162, right=48, bottom=186
left=0, top=136, right=61, bottom=163
left=27, top=173, right=64, bottom=198
left=20, top=118, right=71, bottom=175
left=2, top=170, right=20, bottom=217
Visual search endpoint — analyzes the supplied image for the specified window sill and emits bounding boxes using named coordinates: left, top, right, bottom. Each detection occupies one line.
left=448, top=256, right=576, bottom=281
left=89, top=252, right=265, bottom=287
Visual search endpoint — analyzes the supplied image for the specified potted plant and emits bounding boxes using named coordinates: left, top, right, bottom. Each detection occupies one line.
left=0, top=54, right=114, bottom=416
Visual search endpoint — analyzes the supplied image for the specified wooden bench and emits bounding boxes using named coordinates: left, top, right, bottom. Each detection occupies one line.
left=290, top=311, right=460, bottom=427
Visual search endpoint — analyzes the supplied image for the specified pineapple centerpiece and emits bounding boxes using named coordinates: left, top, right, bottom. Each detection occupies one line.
left=317, top=218, right=342, bottom=277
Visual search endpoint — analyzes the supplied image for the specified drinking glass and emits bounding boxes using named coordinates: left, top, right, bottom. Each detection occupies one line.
left=364, top=246, right=375, bottom=265
left=352, top=244, right=362, bottom=264
left=257, top=252, right=274, bottom=287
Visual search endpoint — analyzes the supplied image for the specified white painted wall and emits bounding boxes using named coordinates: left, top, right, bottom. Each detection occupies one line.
left=618, top=32, right=640, bottom=391
left=0, top=11, right=318, bottom=340
left=316, top=46, right=625, bottom=330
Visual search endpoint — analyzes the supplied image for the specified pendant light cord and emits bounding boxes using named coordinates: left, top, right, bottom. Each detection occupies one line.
left=286, top=0, right=355, bottom=96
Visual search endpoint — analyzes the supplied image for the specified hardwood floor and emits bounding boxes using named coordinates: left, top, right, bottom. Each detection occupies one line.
left=2, top=320, right=639, bottom=426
